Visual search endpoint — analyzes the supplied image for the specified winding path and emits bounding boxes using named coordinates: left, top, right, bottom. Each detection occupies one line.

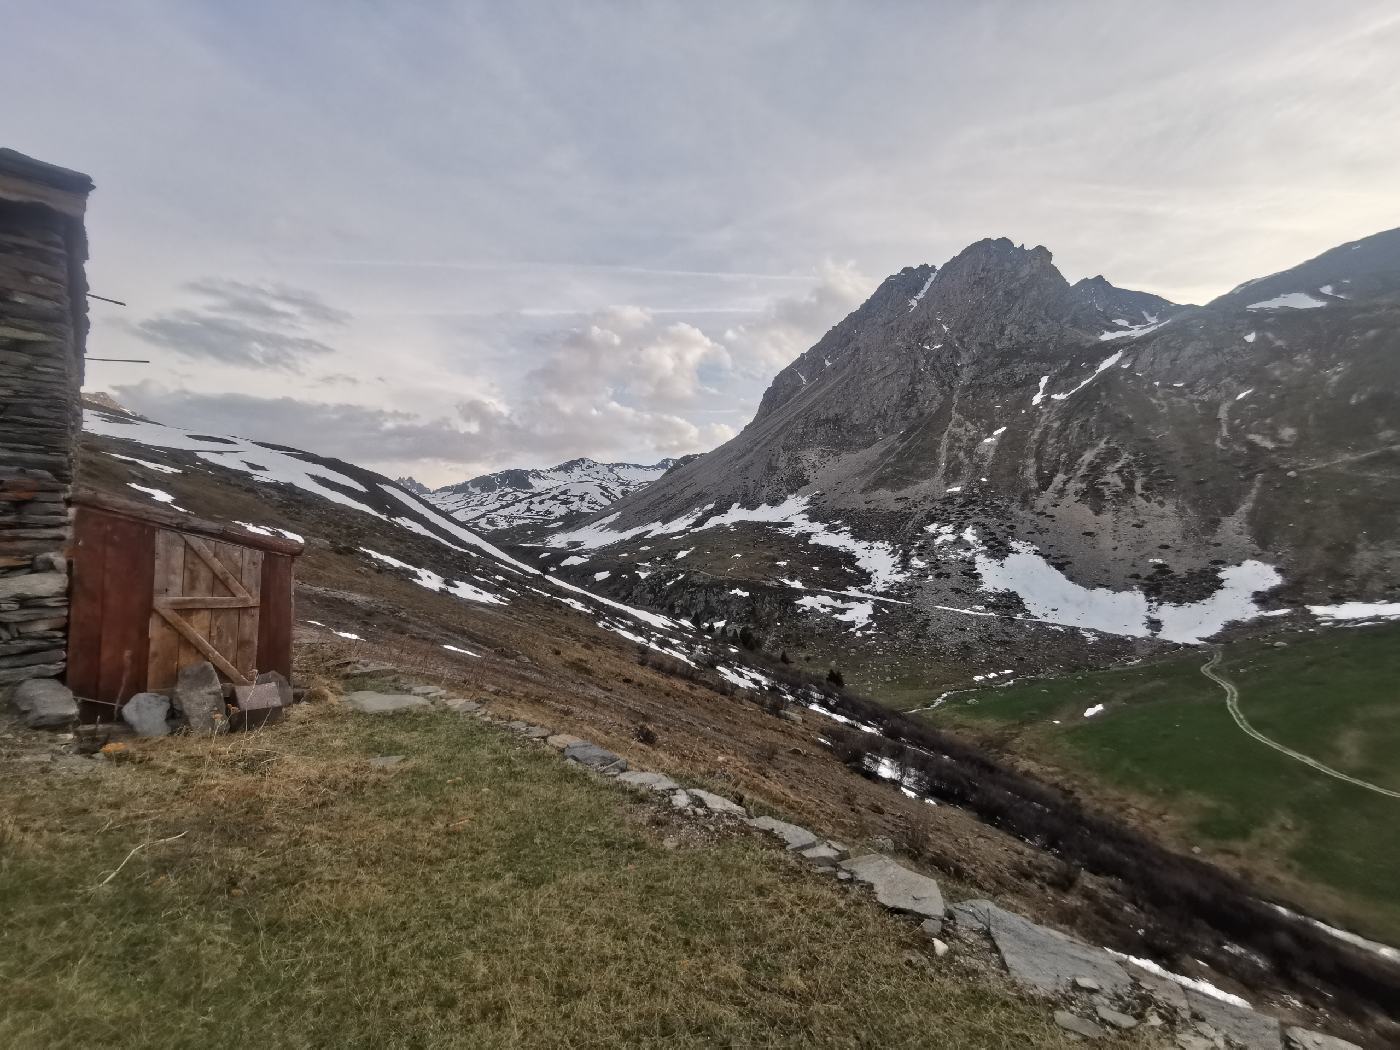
left=1200, top=647, right=1400, bottom=799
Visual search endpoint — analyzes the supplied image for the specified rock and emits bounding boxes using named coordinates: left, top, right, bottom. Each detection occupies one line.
left=799, top=841, right=846, bottom=867
left=747, top=815, right=819, bottom=851
left=871, top=835, right=895, bottom=852
left=1095, top=1005, right=1139, bottom=1030
left=369, top=755, right=405, bottom=768
left=1284, top=1027, right=1363, bottom=1050
left=617, top=770, right=680, bottom=793
left=254, top=669, right=294, bottom=709
left=1074, top=976, right=1101, bottom=992
left=839, top=854, right=944, bottom=921
left=410, top=685, right=445, bottom=697
left=1128, top=965, right=1191, bottom=1018
left=505, top=720, right=531, bottom=732
left=920, top=917, right=944, bottom=936
left=669, top=790, right=692, bottom=810
left=342, top=662, right=397, bottom=682
left=562, top=741, right=628, bottom=773
left=779, top=709, right=802, bottom=722
left=344, top=691, right=432, bottom=715
left=523, top=726, right=551, bottom=739
left=1176, top=1036, right=1216, bottom=1050
left=1185, top=991, right=1282, bottom=1049
left=547, top=733, right=584, bottom=750
left=1054, top=1011, right=1104, bottom=1040
left=931, top=938, right=950, bottom=957
left=688, top=789, right=745, bottom=815
left=10, top=677, right=78, bottom=728
left=444, top=699, right=482, bottom=715
left=950, top=899, right=1132, bottom=996
left=121, top=692, right=171, bottom=736
left=231, top=681, right=282, bottom=731
left=174, top=661, right=226, bottom=734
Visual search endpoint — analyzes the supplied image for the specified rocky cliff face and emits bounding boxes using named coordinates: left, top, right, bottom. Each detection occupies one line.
left=542, top=229, right=1400, bottom=671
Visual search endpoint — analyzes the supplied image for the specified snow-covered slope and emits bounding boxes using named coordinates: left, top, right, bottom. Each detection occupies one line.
left=427, top=457, right=677, bottom=532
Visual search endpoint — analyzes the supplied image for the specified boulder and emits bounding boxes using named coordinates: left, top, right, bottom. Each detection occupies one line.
left=669, top=790, right=693, bottom=810
left=10, top=677, right=78, bottom=729
left=344, top=691, right=432, bottom=715
left=231, top=681, right=283, bottom=730
left=747, top=815, right=819, bottom=851
left=121, top=692, right=171, bottom=736
left=687, top=789, right=745, bottom=815
left=950, top=899, right=1131, bottom=996
left=174, top=661, right=227, bottom=734
left=840, top=854, right=944, bottom=921
left=617, top=770, right=680, bottom=793
left=562, top=741, right=628, bottom=773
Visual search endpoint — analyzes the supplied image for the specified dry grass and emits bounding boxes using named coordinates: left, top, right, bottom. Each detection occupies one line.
left=0, top=703, right=1127, bottom=1049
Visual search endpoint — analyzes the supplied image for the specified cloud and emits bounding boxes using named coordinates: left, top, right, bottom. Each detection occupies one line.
left=128, top=280, right=348, bottom=371
left=722, top=261, right=872, bottom=378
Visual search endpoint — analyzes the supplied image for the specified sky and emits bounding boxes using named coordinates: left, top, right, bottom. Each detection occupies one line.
left=7, top=1, right=1400, bottom=486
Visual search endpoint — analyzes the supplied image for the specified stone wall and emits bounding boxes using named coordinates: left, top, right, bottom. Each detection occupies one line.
left=0, top=156, right=91, bottom=690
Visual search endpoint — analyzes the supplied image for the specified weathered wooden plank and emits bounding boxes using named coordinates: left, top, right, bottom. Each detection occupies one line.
left=237, top=547, right=263, bottom=675
left=206, top=541, right=242, bottom=679
left=185, top=535, right=252, bottom=600
left=146, top=529, right=185, bottom=691
left=180, top=534, right=215, bottom=675
left=65, top=506, right=107, bottom=700
left=154, top=607, right=248, bottom=685
left=257, top=553, right=293, bottom=679
left=95, top=513, right=154, bottom=704
left=158, top=595, right=259, bottom=610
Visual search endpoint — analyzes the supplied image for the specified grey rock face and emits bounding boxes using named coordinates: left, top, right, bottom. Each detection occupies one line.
left=254, top=669, right=294, bottom=709
left=1054, top=1010, right=1104, bottom=1040
left=344, top=691, right=432, bottom=715
left=950, top=898, right=1131, bottom=996
left=1284, top=1026, right=1363, bottom=1050
left=747, top=815, right=819, bottom=851
left=1185, top=990, right=1281, bottom=1050
left=10, top=678, right=78, bottom=729
left=839, top=854, right=944, bottom=920
left=174, top=661, right=226, bottom=733
left=1095, top=1005, right=1139, bottom=1030
left=562, top=741, right=628, bottom=773
left=121, top=692, right=171, bottom=736
left=799, top=842, right=846, bottom=867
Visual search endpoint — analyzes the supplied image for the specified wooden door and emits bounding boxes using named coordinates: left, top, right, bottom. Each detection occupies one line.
left=147, top=529, right=262, bottom=689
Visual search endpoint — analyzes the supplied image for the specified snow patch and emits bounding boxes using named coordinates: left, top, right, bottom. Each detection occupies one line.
left=1247, top=292, right=1327, bottom=311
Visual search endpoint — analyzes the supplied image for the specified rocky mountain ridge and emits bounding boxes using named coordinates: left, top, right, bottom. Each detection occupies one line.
left=539, top=229, right=1400, bottom=674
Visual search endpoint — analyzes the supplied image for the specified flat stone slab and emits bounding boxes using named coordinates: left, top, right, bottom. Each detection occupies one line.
left=1054, top=1011, right=1104, bottom=1040
left=1186, top=989, right=1281, bottom=1049
left=522, top=725, right=551, bottom=739
left=747, top=815, right=819, bottom=851
left=547, top=734, right=585, bottom=750
left=1095, top=1005, right=1138, bottom=1030
left=505, top=720, right=531, bottom=732
left=562, top=741, right=628, bottom=773
left=345, top=691, right=432, bottom=715
left=617, top=770, right=680, bottom=793
left=1285, top=1027, right=1362, bottom=1050
left=841, top=854, right=944, bottom=920
left=799, top=842, right=846, bottom=867
left=950, top=899, right=1130, bottom=996
left=688, top=789, right=745, bottom=816
left=443, top=699, right=481, bottom=714
left=410, top=685, right=446, bottom=697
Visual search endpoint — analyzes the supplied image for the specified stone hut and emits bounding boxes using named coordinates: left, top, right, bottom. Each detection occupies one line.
left=0, top=149, right=95, bottom=690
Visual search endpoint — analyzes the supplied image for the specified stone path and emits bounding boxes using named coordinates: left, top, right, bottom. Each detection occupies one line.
left=346, top=676, right=1364, bottom=1050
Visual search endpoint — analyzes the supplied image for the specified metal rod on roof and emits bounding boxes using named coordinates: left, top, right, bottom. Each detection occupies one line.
left=86, top=293, right=127, bottom=306
left=87, top=357, right=150, bottom=363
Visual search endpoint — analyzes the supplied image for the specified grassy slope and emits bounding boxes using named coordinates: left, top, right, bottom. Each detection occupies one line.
left=1, top=704, right=1093, bottom=1050
left=911, top=622, right=1400, bottom=945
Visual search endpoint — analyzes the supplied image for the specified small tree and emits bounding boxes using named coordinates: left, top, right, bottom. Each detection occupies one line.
left=826, top=666, right=845, bottom=688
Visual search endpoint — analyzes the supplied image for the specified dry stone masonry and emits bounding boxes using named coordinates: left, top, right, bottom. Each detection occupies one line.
left=0, top=149, right=93, bottom=695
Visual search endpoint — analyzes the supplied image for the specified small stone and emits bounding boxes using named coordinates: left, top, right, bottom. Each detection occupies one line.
left=505, top=720, right=531, bottom=732
left=410, top=685, right=446, bottom=697
left=931, top=938, right=950, bottom=957
left=836, top=870, right=852, bottom=881
left=1095, top=1005, right=1138, bottom=1030
left=523, top=726, right=551, bottom=739
left=10, top=677, right=78, bottom=729
left=799, top=842, right=846, bottom=867
left=661, top=836, right=680, bottom=850
left=688, top=789, right=745, bottom=815
left=920, top=917, right=944, bottom=937
left=747, top=815, right=819, bottom=850
left=1074, top=976, right=1101, bottom=992
left=669, top=790, right=692, bottom=810
left=121, top=692, right=171, bottom=736
left=547, top=733, right=584, bottom=750
left=369, top=755, right=405, bottom=768
left=1054, top=1011, right=1104, bottom=1040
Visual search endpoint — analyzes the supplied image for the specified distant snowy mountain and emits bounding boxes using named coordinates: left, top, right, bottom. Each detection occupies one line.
left=427, top=457, right=678, bottom=533
left=395, top=475, right=430, bottom=496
